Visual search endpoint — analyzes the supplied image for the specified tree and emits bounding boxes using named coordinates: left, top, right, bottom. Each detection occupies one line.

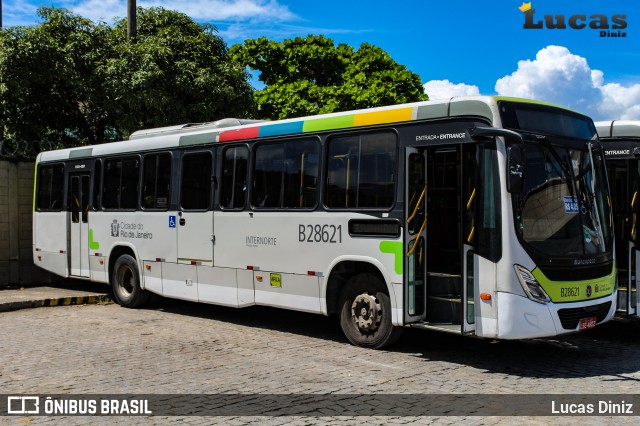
left=229, top=35, right=428, bottom=120
left=0, top=7, right=113, bottom=147
left=102, top=7, right=254, bottom=136
left=0, top=6, right=254, bottom=149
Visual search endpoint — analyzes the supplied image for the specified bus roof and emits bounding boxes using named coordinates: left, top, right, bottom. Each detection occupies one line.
left=37, top=96, right=572, bottom=163
left=596, top=120, right=640, bottom=159
left=595, top=120, right=640, bottom=139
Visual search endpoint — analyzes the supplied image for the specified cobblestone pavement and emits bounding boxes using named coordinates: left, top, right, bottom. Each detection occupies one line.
left=1, top=298, right=639, bottom=425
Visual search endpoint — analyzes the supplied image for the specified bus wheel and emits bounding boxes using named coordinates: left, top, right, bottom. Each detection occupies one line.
left=112, top=254, right=149, bottom=308
left=339, top=273, right=402, bottom=349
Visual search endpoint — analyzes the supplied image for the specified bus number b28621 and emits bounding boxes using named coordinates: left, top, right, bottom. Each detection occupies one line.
left=298, top=224, right=342, bottom=243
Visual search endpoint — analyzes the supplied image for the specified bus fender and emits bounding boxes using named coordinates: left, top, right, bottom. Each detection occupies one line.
left=321, top=255, right=401, bottom=325
left=106, top=242, right=142, bottom=286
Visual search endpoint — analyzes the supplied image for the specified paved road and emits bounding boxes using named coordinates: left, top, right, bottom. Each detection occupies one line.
left=1, top=298, right=639, bottom=424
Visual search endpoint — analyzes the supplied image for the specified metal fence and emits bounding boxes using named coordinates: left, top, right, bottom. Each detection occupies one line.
left=0, top=140, right=53, bottom=161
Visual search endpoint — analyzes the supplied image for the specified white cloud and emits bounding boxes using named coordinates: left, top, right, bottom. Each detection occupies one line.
left=423, top=79, right=480, bottom=100
left=599, top=82, right=640, bottom=120
left=66, top=0, right=124, bottom=22
left=495, top=45, right=640, bottom=121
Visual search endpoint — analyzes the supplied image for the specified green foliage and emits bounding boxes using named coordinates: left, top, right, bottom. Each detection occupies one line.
left=230, top=35, right=428, bottom=120
left=103, top=7, right=253, bottom=135
left=0, top=6, right=253, bottom=148
left=0, top=8, right=113, bottom=147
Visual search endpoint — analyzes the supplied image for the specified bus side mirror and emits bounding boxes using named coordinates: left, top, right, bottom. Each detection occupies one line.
left=507, top=145, right=524, bottom=193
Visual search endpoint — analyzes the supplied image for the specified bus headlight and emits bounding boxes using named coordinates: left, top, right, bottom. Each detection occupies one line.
left=514, top=264, right=550, bottom=304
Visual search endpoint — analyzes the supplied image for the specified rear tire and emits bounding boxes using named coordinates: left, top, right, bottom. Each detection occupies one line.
left=112, top=254, right=150, bottom=308
left=339, top=273, right=403, bottom=349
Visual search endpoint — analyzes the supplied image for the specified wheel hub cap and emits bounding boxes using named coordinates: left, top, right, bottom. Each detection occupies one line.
left=351, top=293, right=382, bottom=332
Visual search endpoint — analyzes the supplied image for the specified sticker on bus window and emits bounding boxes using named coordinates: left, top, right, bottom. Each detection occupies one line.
left=270, top=273, right=281, bottom=287
left=563, top=196, right=578, bottom=214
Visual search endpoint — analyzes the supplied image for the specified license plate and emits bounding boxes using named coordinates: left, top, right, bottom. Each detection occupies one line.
left=579, top=317, right=597, bottom=331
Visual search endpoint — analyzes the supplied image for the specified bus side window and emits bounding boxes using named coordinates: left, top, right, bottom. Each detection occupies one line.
left=142, top=153, right=171, bottom=210
left=181, top=152, right=212, bottom=210
left=92, top=159, right=102, bottom=210
left=325, top=131, right=396, bottom=209
left=221, top=146, right=248, bottom=210
left=36, top=164, right=64, bottom=211
left=252, top=143, right=282, bottom=209
left=326, top=157, right=347, bottom=208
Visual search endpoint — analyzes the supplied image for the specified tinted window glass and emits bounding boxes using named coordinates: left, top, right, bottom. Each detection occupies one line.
left=92, top=160, right=101, bottom=210
left=181, top=152, right=212, bottom=210
left=326, top=132, right=396, bottom=208
left=220, top=146, right=248, bottom=210
left=37, top=164, right=65, bottom=211
left=252, top=139, right=319, bottom=209
left=102, top=157, right=140, bottom=210
left=500, top=101, right=596, bottom=140
left=142, top=153, right=171, bottom=210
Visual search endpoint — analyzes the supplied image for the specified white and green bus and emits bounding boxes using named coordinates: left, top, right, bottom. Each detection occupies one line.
left=33, top=96, right=617, bottom=348
left=596, top=120, right=639, bottom=317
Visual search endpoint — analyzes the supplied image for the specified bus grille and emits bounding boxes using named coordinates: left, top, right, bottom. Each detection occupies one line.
left=557, top=301, right=612, bottom=330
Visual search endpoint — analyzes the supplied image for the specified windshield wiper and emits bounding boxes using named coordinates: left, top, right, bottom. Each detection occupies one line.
left=534, top=134, right=588, bottom=253
left=533, top=135, right=576, bottom=197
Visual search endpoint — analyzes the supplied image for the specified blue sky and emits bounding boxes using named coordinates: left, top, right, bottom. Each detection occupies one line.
left=3, top=0, right=639, bottom=120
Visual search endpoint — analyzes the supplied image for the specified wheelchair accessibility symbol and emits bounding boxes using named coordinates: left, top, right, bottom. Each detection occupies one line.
left=169, top=215, right=177, bottom=228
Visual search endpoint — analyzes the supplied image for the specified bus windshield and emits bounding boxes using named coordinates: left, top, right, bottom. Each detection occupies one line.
left=513, top=139, right=613, bottom=259
left=500, top=101, right=613, bottom=261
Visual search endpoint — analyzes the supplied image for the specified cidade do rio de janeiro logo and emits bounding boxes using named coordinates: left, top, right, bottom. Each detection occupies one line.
left=519, top=2, right=627, bottom=38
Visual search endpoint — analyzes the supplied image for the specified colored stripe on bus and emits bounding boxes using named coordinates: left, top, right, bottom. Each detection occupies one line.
left=220, top=126, right=260, bottom=142
left=353, top=108, right=413, bottom=127
left=258, top=121, right=304, bottom=138
left=179, top=132, right=219, bottom=146
left=302, top=115, right=354, bottom=133
left=174, top=99, right=494, bottom=147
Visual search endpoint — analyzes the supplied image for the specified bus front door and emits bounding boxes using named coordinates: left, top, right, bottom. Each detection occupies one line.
left=626, top=161, right=638, bottom=316
left=68, top=173, right=91, bottom=277
left=462, top=144, right=500, bottom=335
left=404, top=148, right=427, bottom=323
left=609, top=160, right=638, bottom=316
left=424, top=146, right=466, bottom=328
left=405, top=144, right=489, bottom=333
left=632, top=247, right=639, bottom=316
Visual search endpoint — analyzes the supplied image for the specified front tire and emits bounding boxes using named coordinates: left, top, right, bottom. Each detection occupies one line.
left=339, top=273, right=403, bottom=349
left=112, top=254, right=150, bottom=308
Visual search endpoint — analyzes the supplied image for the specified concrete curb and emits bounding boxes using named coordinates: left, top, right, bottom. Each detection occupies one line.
left=0, top=294, right=110, bottom=313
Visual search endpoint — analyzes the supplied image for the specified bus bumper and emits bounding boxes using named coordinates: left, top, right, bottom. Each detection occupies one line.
left=496, top=291, right=617, bottom=339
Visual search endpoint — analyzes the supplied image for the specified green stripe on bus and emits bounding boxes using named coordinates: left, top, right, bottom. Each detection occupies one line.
left=532, top=262, right=616, bottom=303
left=89, top=229, right=100, bottom=250
left=379, top=241, right=403, bottom=275
left=302, top=115, right=354, bottom=133
left=69, top=148, right=93, bottom=158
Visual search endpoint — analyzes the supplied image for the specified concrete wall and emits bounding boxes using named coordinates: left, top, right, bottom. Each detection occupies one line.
left=0, top=160, right=53, bottom=287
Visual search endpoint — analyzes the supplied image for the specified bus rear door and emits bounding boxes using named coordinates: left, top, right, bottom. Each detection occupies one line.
left=167, top=150, right=214, bottom=302
left=68, top=172, right=91, bottom=277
